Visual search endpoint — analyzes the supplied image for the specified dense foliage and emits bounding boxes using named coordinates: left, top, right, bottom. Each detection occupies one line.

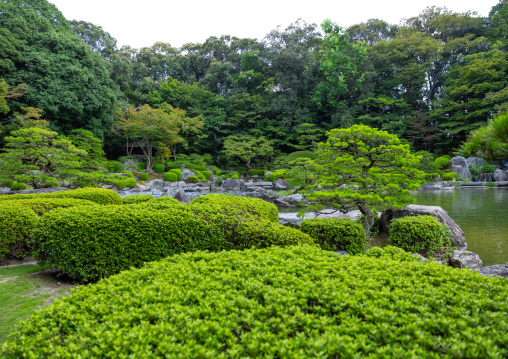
left=300, top=218, right=366, bottom=254
left=3, top=245, right=508, bottom=357
left=0, top=188, right=122, bottom=205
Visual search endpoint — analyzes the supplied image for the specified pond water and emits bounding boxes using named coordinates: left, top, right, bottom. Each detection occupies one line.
left=415, top=188, right=508, bottom=266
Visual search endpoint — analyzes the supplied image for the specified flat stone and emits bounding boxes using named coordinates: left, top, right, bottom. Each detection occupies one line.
left=419, top=182, right=443, bottom=190
left=173, top=189, right=190, bottom=204
left=146, top=179, right=164, bottom=192
left=449, top=250, right=482, bottom=269
left=221, top=178, right=246, bottom=190
left=279, top=210, right=361, bottom=227
left=163, top=181, right=177, bottom=188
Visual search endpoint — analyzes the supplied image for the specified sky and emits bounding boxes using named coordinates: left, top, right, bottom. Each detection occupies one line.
left=49, top=0, right=500, bottom=49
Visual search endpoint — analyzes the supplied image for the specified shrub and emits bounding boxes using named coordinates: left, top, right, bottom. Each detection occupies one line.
left=117, top=177, right=137, bottom=190
left=248, top=169, right=265, bottom=176
left=0, top=203, right=38, bottom=260
left=300, top=218, right=366, bottom=254
left=139, top=173, right=149, bottom=180
left=441, top=171, right=459, bottom=181
left=137, top=162, right=146, bottom=171
left=122, top=170, right=134, bottom=178
left=237, top=167, right=248, bottom=173
left=166, top=161, right=180, bottom=169
left=364, top=246, right=419, bottom=262
left=233, top=221, right=314, bottom=250
left=389, top=215, right=451, bottom=256
left=231, top=174, right=239, bottom=179
left=265, top=169, right=287, bottom=182
left=210, top=165, right=221, bottom=176
left=193, top=164, right=207, bottom=172
left=106, top=161, right=123, bottom=173
left=121, top=195, right=155, bottom=205
left=201, top=170, right=212, bottom=180
left=433, top=155, right=451, bottom=170
left=9, top=182, right=27, bottom=190
left=168, top=169, right=182, bottom=180
left=186, top=176, right=199, bottom=183
left=153, top=163, right=165, bottom=173
left=0, top=188, right=122, bottom=205
left=195, top=171, right=206, bottom=181
left=220, top=174, right=227, bottom=179
left=5, top=245, right=508, bottom=358
left=163, top=172, right=178, bottom=182
left=480, top=163, right=496, bottom=174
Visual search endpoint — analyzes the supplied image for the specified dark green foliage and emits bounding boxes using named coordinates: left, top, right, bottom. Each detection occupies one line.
left=106, top=161, right=123, bottom=173
left=121, top=195, right=155, bottom=205
left=122, top=170, right=134, bottom=178
left=186, top=176, right=199, bottom=183
left=168, top=169, right=182, bottom=180
left=137, top=162, right=146, bottom=171
left=9, top=183, right=27, bottom=191
left=116, top=177, right=137, bottom=190
left=469, top=165, right=481, bottom=179
left=165, top=162, right=180, bottom=170
left=0, top=203, right=38, bottom=260
left=480, top=163, right=496, bottom=174
left=300, top=218, right=366, bottom=254
left=139, top=173, right=148, bottom=180
left=163, top=172, right=178, bottom=182
left=0, top=188, right=122, bottom=205
left=4, top=245, right=508, bottom=358
left=247, top=169, right=265, bottom=176
left=389, top=215, right=451, bottom=255
left=237, top=167, right=249, bottom=173
left=153, top=163, right=165, bottom=174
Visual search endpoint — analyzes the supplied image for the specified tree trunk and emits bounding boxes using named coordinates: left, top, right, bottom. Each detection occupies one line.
left=358, top=203, right=374, bottom=236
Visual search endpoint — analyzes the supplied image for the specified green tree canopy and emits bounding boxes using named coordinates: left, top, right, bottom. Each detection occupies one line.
left=222, top=135, right=274, bottom=168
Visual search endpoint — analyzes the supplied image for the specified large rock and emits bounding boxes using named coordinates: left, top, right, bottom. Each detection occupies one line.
left=146, top=179, right=164, bottom=192
left=173, top=189, right=190, bottom=204
left=274, top=194, right=306, bottom=207
left=180, top=169, right=197, bottom=181
left=449, top=250, right=482, bottom=269
left=466, top=157, right=487, bottom=167
left=121, top=159, right=140, bottom=172
left=381, top=204, right=467, bottom=250
left=449, top=156, right=472, bottom=180
left=163, top=181, right=177, bottom=188
left=419, top=182, right=443, bottom=190
left=221, top=178, right=246, bottom=190
left=244, top=188, right=279, bottom=203
left=476, top=263, right=508, bottom=278
left=499, top=159, right=508, bottom=170
left=273, top=178, right=290, bottom=190
left=206, top=166, right=215, bottom=175
left=211, top=176, right=222, bottom=188
left=493, top=169, right=507, bottom=182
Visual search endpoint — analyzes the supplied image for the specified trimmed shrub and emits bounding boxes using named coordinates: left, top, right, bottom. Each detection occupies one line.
left=121, top=195, right=155, bottom=205
left=300, top=218, right=366, bottom=254
left=433, top=155, right=451, bottom=170
left=201, top=170, right=212, bottom=180
left=248, top=169, right=265, bottom=176
left=364, top=245, right=419, bottom=262
left=210, top=165, right=221, bottom=176
left=265, top=169, right=286, bottom=182
left=166, top=162, right=180, bottom=169
left=193, top=164, right=207, bottom=172
left=139, top=173, right=149, bottom=180
left=163, top=172, right=178, bottom=182
left=233, top=221, right=314, bottom=250
left=0, top=203, right=38, bottom=260
left=220, top=174, right=227, bottom=179
left=137, top=162, right=146, bottom=171
left=389, top=215, right=451, bottom=255
left=237, top=167, right=248, bottom=174
left=4, top=245, right=508, bottom=358
left=153, top=163, right=165, bottom=173
left=0, top=188, right=122, bottom=205
left=1, top=198, right=98, bottom=217
left=168, top=169, right=182, bottom=180
left=186, top=176, right=199, bottom=183
left=195, top=171, right=206, bottom=181
left=231, top=174, right=239, bottom=179
left=441, top=170, right=459, bottom=181
left=117, top=177, right=137, bottom=190
left=122, top=170, right=134, bottom=178
left=106, top=161, right=123, bottom=173
left=9, top=182, right=27, bottom=190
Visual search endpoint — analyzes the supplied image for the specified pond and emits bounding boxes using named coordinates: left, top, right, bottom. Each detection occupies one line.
left=415, top=188, right=508, bottom=266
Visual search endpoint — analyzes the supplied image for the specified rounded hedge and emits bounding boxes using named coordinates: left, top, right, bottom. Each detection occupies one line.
left=186, top=175, right=199, bottom=183
left=153, top=163, right=165, bottom=173
left=137, top=162, right=146, bottom=171
left=4, top=245, right=508, bottom=358
left=265, top=169, right=286, bottom=182
left=165, top=161, right=180, bottom=169
left=201, top=170, right=212, bottom=180
left=106, top=161, right=123, bottom=172
left=231, top=174, right=239, bottom=179
left=195, top=171, right=206, bottom=180
left=193, top=164, right=207, bottom=172
left=0, top=188, right=122, bottom=205
left=139, top=172, right=149, bottom=180
left=300, top=218, right=366, bottom=254
left=163, top=172, right=178, bottom=182
left=210, top=165, right=221, bottom=175
left=441, top=171, right=459, bottom=181
left=122, top=170, right=134, bottom=178
left=0, top=203, right=38, bottom=260
left=168, top=168, right=182, bottom=180
left=9, top=182, right=27, bottom=190
left=121, top=195, right=156, bottom=205
left=248, top=169, right=265, bottom=176
left=389, top=215, right=451, bottom=255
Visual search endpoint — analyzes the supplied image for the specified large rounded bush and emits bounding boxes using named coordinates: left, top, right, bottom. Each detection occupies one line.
left=195, top=171, right=206, bottom=181
left=300, top=218, right=366, bottom=254
left=116, top=177, right=137, bottom=190
left=139, top=172, right=149, bottom=180
left=201, top=170, right=212, bottom=180
left=0, top=203, right=38, bottom=260
left=153, top=163, right=165, bottom=173
left=186, top=175, right=199, bottom=183
left=0, top=188, right=122, bottom=205
left=9, top=182, right=27, bottom=190
left=121, top=195, right=155, bottom=205
left=168, top=168, right=182, bottom=180
left=265, top=169, right=286, bottom=182
left=389, top=215, right=451, bottom=255
left=163, top=172, right=178, bottom=182
left=433, top=155, right=451, bottom=170
left=3, top=245, right=508, bottom=358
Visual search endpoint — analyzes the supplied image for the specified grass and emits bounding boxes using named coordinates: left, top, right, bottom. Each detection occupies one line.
left=0, top=264, right=75, bottom=343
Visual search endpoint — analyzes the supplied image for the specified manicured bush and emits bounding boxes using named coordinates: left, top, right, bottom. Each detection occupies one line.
left=9, top=182, right=27, bottom=190
left=389, top=215, right=451, bottom=255
left=433, top=155, right=451, bottom=170
left=0, top=188, right=122, bottom=205
left=220, top=174, right=227, bottom=179
left=153, top=163, right=165, bottom=173
left=364, top=245, right=419, bottom=262
left=210, top=165, right=221, bottom=175
left=163, top=172, right=178, bottom=182
left=195, top=171, right=206, bottom=181
left=137, top=162, right=146, bottom=171
left=237, top=167, right=248, bottom=174
left=193, top=164, right=207, bottom=172
left=248, top=169, right=265, bottom=176
left=0, top=203, right=38, bottom=260
left=265, top=169, right=287, bottom=182
left=168, top=169, right=182, bottom=180
left=300, top=218, right=366, bottom=254
left=122, top=170, right=134, bottom=178
left=116, top=177, right=137, bottom=190
left=139, top=172, right=149, bottom=180
left=441, top=170, right=459, bottom=181
left=233, top=221, right=314, bottom=250
left=201, top=170, right=212, bottom=180
left=5, top=245, right=508, bottom=358
left=121, top=195, right=155, bottom=205
left=186, top=175, right=199, bottom=183
left=106, top=161, right=123, bottom=173
left=166, top=161, right=180, bottom=169
left=231, top=174, right=239, bottom=179
left=1, top=198, right=98, bottom=217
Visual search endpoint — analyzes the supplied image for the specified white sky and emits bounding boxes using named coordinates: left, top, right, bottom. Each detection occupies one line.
left=49, top=0, right=499, bottom=49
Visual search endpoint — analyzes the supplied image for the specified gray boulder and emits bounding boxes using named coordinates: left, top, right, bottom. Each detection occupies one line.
left=381, top=204, right=467, bottom=250
left=279, top=209, right=361, bottom=227
left=173, top=189, right=190, bottom=204
left=273, top=178, right=290, bottom=190
left=419, top=182, right=443, bottom=190
left=274, top=194, right=306, bottom=207
left=449, top=156, right=472, bottom=180
left=466, top=157, right=487, bottom=167
left=211, top=176, right=223, bottom=188
left=476, top=263, right=508, bottom=278
left=180, top=169, right=197, bottom=181
left=163, top=181, right=177, bottom=188
left=121, top=159, right=140, bottom=172
left=244, top=189, right=279, bottom=203
left=499, top=159, right=508, bottom=170
left=449, top=250, right=482, bottom=269
left=493, top=169, right=507, bottom=182
left=221, top=178, right=246, bottom=190
left=146, top=179, right=164, bottom=192
left=206, top=166, right=215, bottom=175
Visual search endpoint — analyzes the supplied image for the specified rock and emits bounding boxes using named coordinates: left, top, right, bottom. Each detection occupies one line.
left=493, top=169, right=507, bottom=182
left=211, top=176, right=223, bottom=188
left=449, top=250, right=482, bottom=269
left=476, top=264, right=508, bottom=278
left=246, top=181, right=274, bottom=188
left=449, top=156, right=472, bottom=180
left=221, top=178, right=246, bottom=190
left=419, top=182, right=443, bottom=190
left=499, top=159, right=508, bottom=170
left=146, top=179, right=164, bottom=192
left=274, top=194, right=306, bottom=207
left=380, top=204, right=467, bottom=250
left=466, top=157, right=487, bottom=167
left=173, top=189, right=190, bottom=204
left=279, top=209, right=362, bottom=227
left=121, top=159, right=139, bottom=172
left=264, top=172, right=273, bottom=178
left=336, top=251, right=348, bottom=256
left=476, top=173, right=494, bottom=182
left=244, top=189, right=279, bottom=203
left=0, top=187, right=70, bottom=196
left=273, top=178, right=290, bottom=190
left=106, top=172, right=131, bottom=178
left=206, top=166, right=215, bottom=175
left=412, top=253, right=427, bottom=263
left=180, top=169, right=197, bottom=181
left=163, top=181, right=177, bottom=188
left=496, top=181, right=508, bottom=187
left=177, top=181, right=186, bottom=188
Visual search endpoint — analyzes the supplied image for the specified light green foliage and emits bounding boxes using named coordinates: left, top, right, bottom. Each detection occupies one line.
left=4, top=245, right=508, bottom=357
left=9, top=183, right=26, bottom=190
left=106, top=161, right=123, bottom=173
left=301, top=125, right=425, bottom=234
left=231, top=174, right=239, bottom=179
left=0, top=203, right=38, bottom=260
left=186, top=175, right=199, bottom=183
left=168, top=169, right=182, bottom=180
left=222, top=135, right=274, bottom=168
left=364, top=246, right=419, bottom=262
left=233, top=221, right=314, bottom=250
left=210, top=166, right=221, bottom=175
left=195, top=171, right=206, bottom=180
left=433, top=155, right=451, bottom=170
left=247, top=169, right=265, bottom=176
left=163, top=172, right=178, bottom=182
left=300, top=218, right=366, bottom=254
left=121, top=195, right=155, bottom=205
left=201, top=170, right=212, bottom=180
left=441, top=171, right=459, bottom=181
left=153, top=163, right=165, bottom=173
left=265, top=169, right=287, bottom=182
left=0, top=188, right=122, bottom=206
left=139, top=173, right=148, bottom=180
left=389, top=215, right=451, bottom=256
left=116, top=177, right=137, bottom=190
left=122, top=170, right=134, bottom=178
left=165, top=161, right=180, bottom=169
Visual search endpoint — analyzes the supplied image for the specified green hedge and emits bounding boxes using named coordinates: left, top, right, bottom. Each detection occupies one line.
left=0, top=188, right=122, bottom=205
left=186, top=175, right=199, bottom=183
left=163, top=172, right=178, bottom=182
left=137, top=162, right=146, bottom=171
left=139, top=173, right=149, bottom=180
left=441, top=170, right=459, bottom=181
left=4, top=245, right=508, bottom=358
left=201, top=170, right=212, bottom=180
left=106, top=161, right=123, bottom=172
left=248, top=169, right=265, bottom=176
left=116, top=177, right=137, bottom=190
left=121, top=195, right=155, bottom=205
left=300, top=218, right=366, bottom=254
left=153, top=163, right=165, bottom=173
left=265, top=169, right=286, bottom=182
left=168, top=169, right=182, bottom=180
left=433, top=155, right=451, bottom=170
left=389, top=215, right=451, bottom=255
left=195, top=171, right=206, bottom=181
left=165, top=162, right=180, bottom=169
left=9, top=182, right=27, bottom=190
left=364, top=245, right=420, bottom=262
left=0, top=203, right=38, bottom=260
left=122, top=170, right=134, bottom=178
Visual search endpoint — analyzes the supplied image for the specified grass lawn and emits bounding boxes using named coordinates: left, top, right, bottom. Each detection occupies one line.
left=0, top=264, right=75, bottom=343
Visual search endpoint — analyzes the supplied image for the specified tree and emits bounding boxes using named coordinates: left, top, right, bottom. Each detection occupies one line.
left=67, top=129, right=107, bottom=169
left=299, top=125, right=424, bottom=234
left=222, top=135, right=274, bottom=168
